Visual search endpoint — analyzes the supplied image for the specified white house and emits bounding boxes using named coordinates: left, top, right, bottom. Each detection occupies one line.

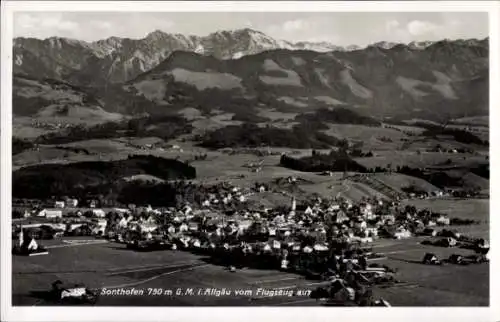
left=66, top=199, right=78, bottom=207
left=183, top=205, right=193, bottom=215
left=394, top=228, right=411, bottom=239
left=188, top=222, right=199, bottom=232
left=113, top=208, right=130, bottom=215
left=381, top=214, right=395, bottom=224
left=118, top=217, right=128, bottom=228
left=302, top=246, right=313, bottom=253
left=335, top=210, right=349, bottom=224
left=68, top=223, right=84, bottom=231
left=54, top=201, right=65, bottom=208
left=139, top=222, right=158, bottom=233
left=313, top=244, right=328, bottom=251
left=38, top=209, right=63, bottom=219
left=354, top=219, right=367, bottom=230
left=427, top=220, right=437, bottom=227
left=436, top=215, right=450, bottom=225
left=365, top=227, right=379, bottom=237
left=92, top=209, right=106, bottom=218
left=328, top=204, right=341, bottom=211
left=179, top=223, right=189, bottom=232
left=352, top=236, right=373, bottom=244
left=446, top=237, right=457, bottom=247
left=361, top=205, right=373, bottom=217
left=93, top=219, right=107, bottom=235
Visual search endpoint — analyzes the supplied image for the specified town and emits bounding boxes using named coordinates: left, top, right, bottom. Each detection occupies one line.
left=12, top=175, right=489, bottom=306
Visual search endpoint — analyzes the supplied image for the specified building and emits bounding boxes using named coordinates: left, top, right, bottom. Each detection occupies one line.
left=54, top=201, right=65, bottom=208
left=328, top=204, right=340, bottom=211
left=92, top=219, right=107, bottom=235
left=335, top=210, right=349, bottom=224
left=394, top=228, right=411, bottom=239
left=113, top=208, right=131, bottom=215
left=38, top=209, right=63, bottom=219
left=436, top=215, right=450, bottom=225
left=118, top=217, right=128, bottom=228
left=66, top=199, right=78, bottom=207
left=92, top=209, right=106, bottom=218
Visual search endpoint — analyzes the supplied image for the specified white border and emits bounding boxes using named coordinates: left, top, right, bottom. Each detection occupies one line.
left=1, top=2, right=499, bottom=322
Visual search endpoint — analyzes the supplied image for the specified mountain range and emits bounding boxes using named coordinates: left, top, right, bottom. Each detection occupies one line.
left=13, top=28, right=489, bottom=123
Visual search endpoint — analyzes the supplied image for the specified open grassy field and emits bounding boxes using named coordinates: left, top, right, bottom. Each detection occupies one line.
left=13, top=124, right=55, bottom=140
left=355, top=151, right=486, bottom=170
left=401, top=199, right=489, bottom=224
left=12, top=140, right=139, bottom=170
left=400, top=137, right=489, bottom=154
left=12, top=131, right=488, bottom=204
left=191, top=113, right=242, bottom=135
left=321, top=124, right=408, bottom=151
left=451, top=116, right=489, bottom=126
left=371, top=173, right=442, bottom=193
left=382, top=124, right=426, bottom=135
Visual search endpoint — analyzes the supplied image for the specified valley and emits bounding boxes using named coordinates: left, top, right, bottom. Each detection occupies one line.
left=10, top=26, right=489, bottom=308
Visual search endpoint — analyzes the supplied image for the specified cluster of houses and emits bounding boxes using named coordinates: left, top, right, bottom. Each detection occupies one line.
left=20, top=197, right=106, bottom=220
left=31, top=120, right=71, bottom=130
left=17, top=179, right=463, bottom=254
left=15, top=174, right=482, bottom=269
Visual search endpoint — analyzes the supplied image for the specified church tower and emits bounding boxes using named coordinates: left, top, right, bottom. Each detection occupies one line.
left=289, top=196, right=296, bottom=219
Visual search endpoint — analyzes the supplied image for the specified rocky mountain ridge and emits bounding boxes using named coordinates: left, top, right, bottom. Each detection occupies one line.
left=15, top=28, right=487, bottom=85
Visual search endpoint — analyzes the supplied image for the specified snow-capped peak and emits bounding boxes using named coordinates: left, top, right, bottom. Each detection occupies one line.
left=408, top=40, right=434, bottom=50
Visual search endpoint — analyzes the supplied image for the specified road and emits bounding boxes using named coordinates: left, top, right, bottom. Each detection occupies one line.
left=336, top=179, right=351, bottom=199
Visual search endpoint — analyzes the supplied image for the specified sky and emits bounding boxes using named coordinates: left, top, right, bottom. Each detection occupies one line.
left=13, top=12, right=488, bottom=46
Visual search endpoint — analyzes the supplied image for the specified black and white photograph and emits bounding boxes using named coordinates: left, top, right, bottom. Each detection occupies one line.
left=1, top=1, right=498, bottom=321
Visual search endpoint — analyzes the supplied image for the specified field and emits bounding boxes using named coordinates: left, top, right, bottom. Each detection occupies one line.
left=371, top=173, right=441, bottom=193
left=12, top=227, right=489, bottom=306
left=402, top=199, right=489, bottom=224
left=321, top=124, right=408, bottom=151
left=354, top=150, right=487, bottom=170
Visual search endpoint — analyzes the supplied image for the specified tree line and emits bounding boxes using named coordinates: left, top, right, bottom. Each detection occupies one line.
left=35, top=115, right=193, bottom=145
left=280, top=150, right=368, bottom=173
left=199, top=123, right=343, bottom=150
left=12, top=155, right=196, bottom=200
